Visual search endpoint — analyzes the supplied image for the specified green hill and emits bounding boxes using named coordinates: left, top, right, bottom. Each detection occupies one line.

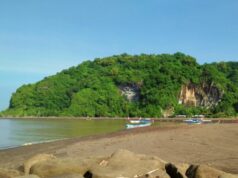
left=2, top=53, right=238, bottom=117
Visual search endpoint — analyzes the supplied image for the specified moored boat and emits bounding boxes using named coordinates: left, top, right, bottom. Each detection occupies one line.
left=126, top=122, right=152, bottom=129
left=129, top=120, right=141, bottom=124
left=128, top=118, right=152, bottom=124
left=183, top=118, right=202, bottom=124
left=200, top=118, right=212, bottom=123
left=126, top=118, right=152, bottom=129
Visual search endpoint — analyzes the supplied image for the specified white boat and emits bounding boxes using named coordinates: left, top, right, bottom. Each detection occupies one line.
left=129, top=118, right=152, bottom=124
left=200, top=118, right=212, bottom=123
left=126, top=122, right=152, bottom=129
left=183, top=118, right=202, bottom=124
left=129, top=120, right=141, bottom=124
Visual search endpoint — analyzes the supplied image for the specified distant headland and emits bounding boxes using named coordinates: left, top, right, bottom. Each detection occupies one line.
left=1, top=52, right=238, bottom=118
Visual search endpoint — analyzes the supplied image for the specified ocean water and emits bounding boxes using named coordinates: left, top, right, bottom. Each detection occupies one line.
left=0, top=118, right=126, bottom=149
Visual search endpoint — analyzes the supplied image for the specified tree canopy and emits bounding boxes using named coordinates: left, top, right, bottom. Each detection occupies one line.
left=2, top=53, right=238, bottom=117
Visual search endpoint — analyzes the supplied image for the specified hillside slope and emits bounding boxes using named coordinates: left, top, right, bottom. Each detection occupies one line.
left=2, top=53, right=238, bottom=117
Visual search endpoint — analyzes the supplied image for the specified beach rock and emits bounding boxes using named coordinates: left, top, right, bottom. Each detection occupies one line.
left=219, top=174, right=238, bottom=178
left=186, top=164, right=225, bottom=178
left=89, top=149, right=170, bottom=178
left=176, top=163, right=190, bottom=177
left=30, top=157, right=100, bottom=178
left=16, top=149, right=238, bottom=178
left=186, top=165, right=199, bottom=178
left=23, top=154, right=56, bottom=175
left=49, top=173, right=84, bottom=178
left=14, top=175, right=40, bottom=178
left=0, top=168, right=21, bottom=178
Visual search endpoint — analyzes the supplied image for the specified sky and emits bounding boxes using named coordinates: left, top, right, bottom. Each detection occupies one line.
left=0, top=0, right=238, bottom=110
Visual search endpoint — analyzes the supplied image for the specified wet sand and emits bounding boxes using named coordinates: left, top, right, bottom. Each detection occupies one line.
left=0, top=123, right=237, bottom=174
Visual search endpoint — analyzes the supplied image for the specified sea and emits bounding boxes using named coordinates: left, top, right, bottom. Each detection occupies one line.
left=0, top=118, right=126, bottom=150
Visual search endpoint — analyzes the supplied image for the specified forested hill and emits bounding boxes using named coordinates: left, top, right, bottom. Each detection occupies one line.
left=2, top=53, right=238, bottom=118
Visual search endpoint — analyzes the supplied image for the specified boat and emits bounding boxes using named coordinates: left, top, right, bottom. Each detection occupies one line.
left=200, top=118, right=212, bottom=123
left=129, top=120, right=141, bottom=124
left=126, top=118, right=152, bottom=129
left=183, top=118, right=202, bottom=124
left=128, top=118, right=152, bottom=124
left=126, top=122, right=152, bottom=129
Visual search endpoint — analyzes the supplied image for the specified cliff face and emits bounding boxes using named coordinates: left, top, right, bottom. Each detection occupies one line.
left=179, top=83, right=223, bottom=108
left=119, top=84, right=140, bottom=102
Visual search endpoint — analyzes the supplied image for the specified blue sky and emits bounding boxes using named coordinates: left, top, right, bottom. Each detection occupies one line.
left=0, top=0, right=238, bottom=110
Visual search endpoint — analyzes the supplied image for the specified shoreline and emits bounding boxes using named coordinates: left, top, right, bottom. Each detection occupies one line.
left=1, top=119, right=236, bottom=152
left=1, top=116, right=238, bottom=123
left=0, top=123, right=238, bottom=174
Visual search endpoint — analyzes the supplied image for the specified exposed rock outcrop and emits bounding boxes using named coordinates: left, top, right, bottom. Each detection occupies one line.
left=15, top=175, right=40, bottom=178
left=30, top=157, right=93, bottom=178
left=179, top=83, right=223, bottom=108
left=0, top=168, right=21, bottom=178
left=49, top=174, right=84, bottom=178
left=24, top=154, right=56, bottom=175
left=1, top=150, right=237, bottom=178
left=185, top=164, right=235, bottom=178
left=119, top=84, right=140, bottom=101
left=219, top=174, right=238, bottom=178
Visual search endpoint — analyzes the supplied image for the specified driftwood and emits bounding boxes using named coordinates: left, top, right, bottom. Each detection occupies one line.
left=134, top=168, right=159, bottom=178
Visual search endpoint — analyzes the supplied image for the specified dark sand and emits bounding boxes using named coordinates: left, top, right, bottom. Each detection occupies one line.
left=0, top=123, right=237, bottom=174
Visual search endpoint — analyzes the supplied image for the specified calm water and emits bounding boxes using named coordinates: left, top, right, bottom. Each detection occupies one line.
left=0, top=118, right=127, bottom=149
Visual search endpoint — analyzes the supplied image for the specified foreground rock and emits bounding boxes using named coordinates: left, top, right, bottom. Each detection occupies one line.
left=23, top=154, right=56, bottom=175
left=219, top=174, right=238, bottom=178
left=185, top=165, right=238, bottom=178
left=1, top=149, right=238, bottom=178
left=49, top=174, right=84, bottom=178
left=30, top=157, right=91, bottom=178
left=88, top=149, right=170, bottom=178
left=15, top=175, right=40, bottom=178
left=0, top=168, right=21, bottom=178
left=30, top=150, right=169, bottom=178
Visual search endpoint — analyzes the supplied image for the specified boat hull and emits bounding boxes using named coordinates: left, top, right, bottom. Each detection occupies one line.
left=126, top=123, right=151, bottom=129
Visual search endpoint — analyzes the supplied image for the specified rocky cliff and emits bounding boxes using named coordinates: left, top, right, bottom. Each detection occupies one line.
left=179, top=83, right=223, bottom=108
left=119, top=84, right=140, bottom=102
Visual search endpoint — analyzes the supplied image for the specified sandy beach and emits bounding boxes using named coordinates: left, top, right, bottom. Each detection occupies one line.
left=0, top=123, right=238, bottom=175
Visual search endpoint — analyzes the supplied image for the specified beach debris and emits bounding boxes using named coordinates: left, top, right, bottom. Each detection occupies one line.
left=99, top=160, right=108, bottom=167
left=23, top=154, right=56, bottom=175
left=134, top=169, right=159, bottom=178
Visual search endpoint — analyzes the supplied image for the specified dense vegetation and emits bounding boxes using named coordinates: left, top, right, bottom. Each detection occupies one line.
left=1, top=53, right=238, bottom=117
